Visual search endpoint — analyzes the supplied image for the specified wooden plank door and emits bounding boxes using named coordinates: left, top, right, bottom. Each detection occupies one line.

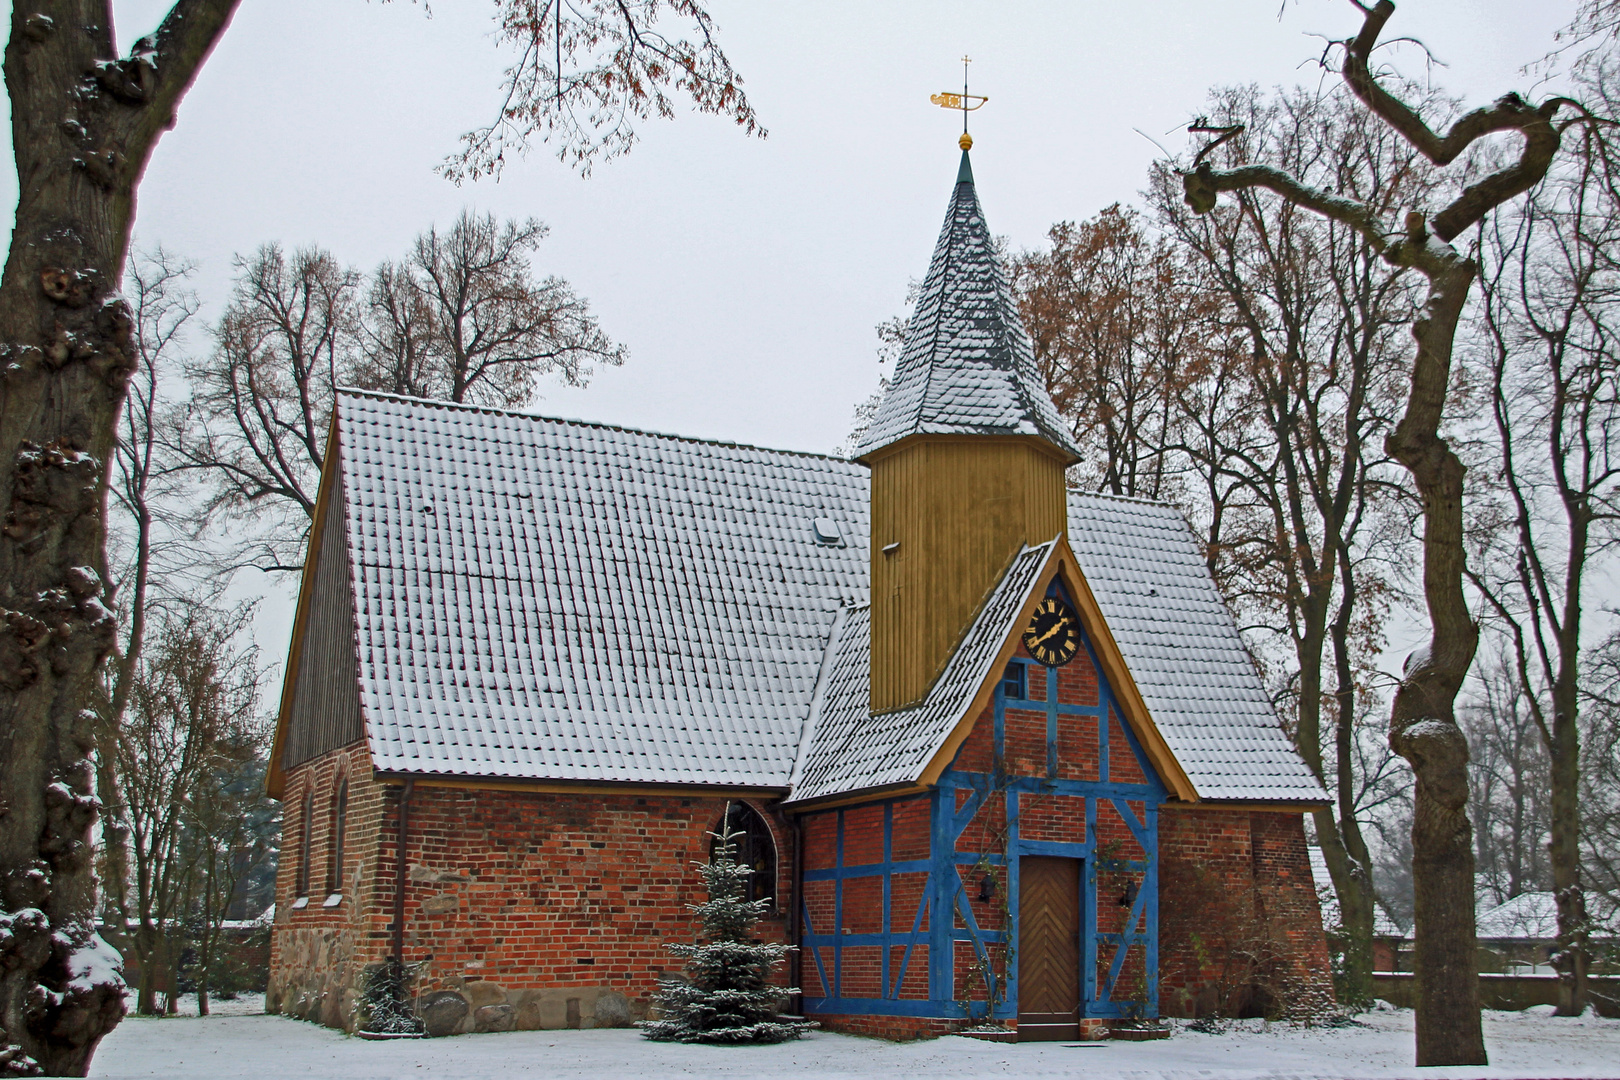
left=1017, top=856, right=1081, bottom=1040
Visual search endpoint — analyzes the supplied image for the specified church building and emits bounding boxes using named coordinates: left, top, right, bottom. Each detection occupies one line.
left=266, top=147, right=1334, bottom=1040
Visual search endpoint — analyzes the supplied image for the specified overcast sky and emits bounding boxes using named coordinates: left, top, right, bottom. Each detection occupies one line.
left=2, top=0, right=1582, bottom=657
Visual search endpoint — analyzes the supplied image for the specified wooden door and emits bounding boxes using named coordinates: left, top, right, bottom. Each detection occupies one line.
left=1017, top=856, right=1081, bottom=1040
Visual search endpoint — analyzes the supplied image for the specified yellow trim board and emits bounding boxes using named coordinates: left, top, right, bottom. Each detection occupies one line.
left=856, top=431, right=1080, bottom=469
left=372, top=772, right=787, bottom=801
left=916, top=536, right=1201, bottom=803
left=265, top=412, right=342, bottom=801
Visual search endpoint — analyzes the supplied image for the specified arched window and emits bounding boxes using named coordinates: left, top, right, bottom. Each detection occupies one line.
left=327, top=777, right=349, bottom=896
left=711, top=803, right=777, bottom=910
left=296, top=789, right=315, bottom=898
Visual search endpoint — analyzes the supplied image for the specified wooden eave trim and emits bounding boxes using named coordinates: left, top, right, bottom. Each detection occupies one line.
left=778, top=781, right=930, bottom=815
left=855, top=431, right=1080, bottom=469
left=915, top=542, right=1065, bottom=790
left=1161, top=799, right=1330, bottom=813
left=1050, top=539, right=1200, bottom=803
left=370, top=771, right=788, bottom=801
left=265, top=412, right=342, bottom=801
left=913, top=536, right=1202, bottom=803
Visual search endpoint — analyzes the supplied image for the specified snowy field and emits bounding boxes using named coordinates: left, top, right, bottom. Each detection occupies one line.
left=87, top=1003, right=1620, bottom=1080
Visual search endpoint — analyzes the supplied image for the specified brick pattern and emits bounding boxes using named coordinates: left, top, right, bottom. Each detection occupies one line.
left=269, top=755, right=792, bottom=1032
left=1157, top=806, right=1334, bottom=1019
left=267, top=741, right=383, bottom=1027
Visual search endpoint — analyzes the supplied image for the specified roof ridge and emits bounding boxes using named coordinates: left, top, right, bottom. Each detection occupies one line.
left=336, top=387, right=864, bottom=466
left=1066, top=487, right=1184, bottom=510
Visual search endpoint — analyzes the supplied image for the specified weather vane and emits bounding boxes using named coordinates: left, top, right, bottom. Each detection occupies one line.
left=930, top=55, right=987, bottom=150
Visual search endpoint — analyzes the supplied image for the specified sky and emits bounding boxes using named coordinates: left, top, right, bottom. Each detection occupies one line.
left=0, top=0, right=1583, bottom=659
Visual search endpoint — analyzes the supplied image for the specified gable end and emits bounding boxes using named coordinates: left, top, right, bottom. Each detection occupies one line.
left=273, top=443, right=365, bottom=788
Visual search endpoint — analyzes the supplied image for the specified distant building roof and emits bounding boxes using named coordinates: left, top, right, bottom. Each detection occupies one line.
left=1477, top=892, right=1561, bottom=940
left=1308, top=846, right=1406, bottom=937
left=854, top=150, right=1082, bottom=463
left=1473, top=891, right=1618, bottom=941
left=328, top=390, right=1323, bottom=804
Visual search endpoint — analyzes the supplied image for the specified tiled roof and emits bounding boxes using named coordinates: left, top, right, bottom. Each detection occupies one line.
left=325, top=390, right=1320, bottom=802
left=785, top=542, right=1056, bottom=805
left=855, top=152, right=1083, bottom=462
left=1474, top=891, right=1618, bottom=940
left=1067, top=493, right=1326, bottom=803
left=338, top=390, right=868, bottom=787
left=1308, top=847, right=1406, bottom=937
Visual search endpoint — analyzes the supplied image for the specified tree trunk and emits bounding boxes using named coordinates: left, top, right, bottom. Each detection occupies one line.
left=0, top=4, right=238, bottom=1072
left=1548, top=662, right=1587, bottom=1015
left=1385, top=247, right=1485, bottom=1067
left=1327, top=575, right=1376, bottom=1008
left=133, top=921, right=157, bottom=1017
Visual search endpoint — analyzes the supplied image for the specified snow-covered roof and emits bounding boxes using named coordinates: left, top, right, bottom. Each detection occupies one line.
left=1068, top=494, right=1323, bottom=802
left=1308, top=847, right=1406, bottom=937
left=1474, top=891, right=1618, bottom=940
left=1477, top=892, right=1560, bottom=940
left=854, top=151, right=1082, bottom=463
left=323, top=390, right=1321, bottom=802
left=339, top=391, right=867, bottom=788
left=787, top=542, right=1056, bottom=805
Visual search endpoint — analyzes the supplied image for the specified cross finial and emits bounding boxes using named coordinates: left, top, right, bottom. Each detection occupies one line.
left=930, top=58, right=988, bottom=151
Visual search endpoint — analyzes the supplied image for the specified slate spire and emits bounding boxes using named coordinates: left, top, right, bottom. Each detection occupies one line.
left=855, top=149, right=1082, bottom=463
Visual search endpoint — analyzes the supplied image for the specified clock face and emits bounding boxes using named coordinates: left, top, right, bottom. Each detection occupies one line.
left=1023, top=596, right=1080, bottom=666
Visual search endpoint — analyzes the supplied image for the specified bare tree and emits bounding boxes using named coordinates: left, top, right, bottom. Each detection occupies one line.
left=1463, top=66, right=1620, bottom=1012
left=1013, top=205, right=1212, bottom=501
left=358, top=210, right=626, bottom=407
left=112, top=603, right=258, bottom=1016
left=1460, top=648, right=1552, bottom=907
left=95, top=245, right=209, bottom=939
left=1579, top=629, right=1620, bottom=936
left=179, top=701, right=271, bottom=1017
left=1181, top=0, right=1587, bottom=1064
left=173, top=245, right=358, bottom=574
left=445, top=0, right=762, bottom=179
left=1155, top=82, right=1430, bottom=1008
left=0, top=4, right=747, bottom=1064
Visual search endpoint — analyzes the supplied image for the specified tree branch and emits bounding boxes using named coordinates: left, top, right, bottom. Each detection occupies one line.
left=123, top=0, right=241, bottom=161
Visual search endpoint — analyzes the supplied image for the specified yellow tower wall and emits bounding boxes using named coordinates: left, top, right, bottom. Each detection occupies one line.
left=867, top=435, right=1070, bottom=712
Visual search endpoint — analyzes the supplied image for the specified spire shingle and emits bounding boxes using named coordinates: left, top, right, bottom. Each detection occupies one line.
left=856, top=150, right=1082, bottom=462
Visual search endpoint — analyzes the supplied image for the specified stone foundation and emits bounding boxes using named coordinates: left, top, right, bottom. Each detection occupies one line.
left=414, top=981, right=641, bottom=1036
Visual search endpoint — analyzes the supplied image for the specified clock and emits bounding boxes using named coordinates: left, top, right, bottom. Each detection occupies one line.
left=1023, top=596, right=1080, bottom=666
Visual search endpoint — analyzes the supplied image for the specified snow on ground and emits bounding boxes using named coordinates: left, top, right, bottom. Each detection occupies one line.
left=88, top=1003, right=1620, bottom=1080
left=135, top=992, right=267, bottom=1018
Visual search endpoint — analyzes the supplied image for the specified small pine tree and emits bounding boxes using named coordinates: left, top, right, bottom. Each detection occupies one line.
left=641, top=815, right=815, bottom=1044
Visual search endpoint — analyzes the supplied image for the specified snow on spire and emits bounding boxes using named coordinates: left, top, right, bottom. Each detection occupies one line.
left=854, top=153, right=1082, bottom=462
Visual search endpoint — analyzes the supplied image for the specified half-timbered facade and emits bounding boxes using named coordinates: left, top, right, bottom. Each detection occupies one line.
left=266, top=148, right=1333, bottom=1040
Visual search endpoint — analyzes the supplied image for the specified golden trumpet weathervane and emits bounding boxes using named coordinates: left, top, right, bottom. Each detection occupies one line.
left=931, top=55, right=987, bottom=150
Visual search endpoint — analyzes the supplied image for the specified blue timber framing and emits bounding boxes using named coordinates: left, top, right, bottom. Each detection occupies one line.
left=799, top=578, right=1168, bottom=1022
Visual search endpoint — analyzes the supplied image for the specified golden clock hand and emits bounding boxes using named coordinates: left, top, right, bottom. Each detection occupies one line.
left=1030, top=620, right=1066, bottom=647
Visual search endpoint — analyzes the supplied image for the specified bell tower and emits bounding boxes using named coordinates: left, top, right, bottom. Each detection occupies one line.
left=857, top=148, right=1082, bottom=713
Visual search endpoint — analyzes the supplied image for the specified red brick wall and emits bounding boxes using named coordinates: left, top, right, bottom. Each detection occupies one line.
left=269, top=758, right=792, bottom=1032
left=268, top=741, right=383, bottom=1027
left=799, top=796, right=932, bottom=1003
left=1158, top=806, right=1334, bottom=1019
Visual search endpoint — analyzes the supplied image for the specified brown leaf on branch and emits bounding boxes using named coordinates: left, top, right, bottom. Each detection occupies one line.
left=444, top=0, right=764, bottom=179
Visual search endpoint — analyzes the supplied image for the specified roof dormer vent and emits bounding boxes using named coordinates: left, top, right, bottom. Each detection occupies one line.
left=812, top=517, right=842, bottom=546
